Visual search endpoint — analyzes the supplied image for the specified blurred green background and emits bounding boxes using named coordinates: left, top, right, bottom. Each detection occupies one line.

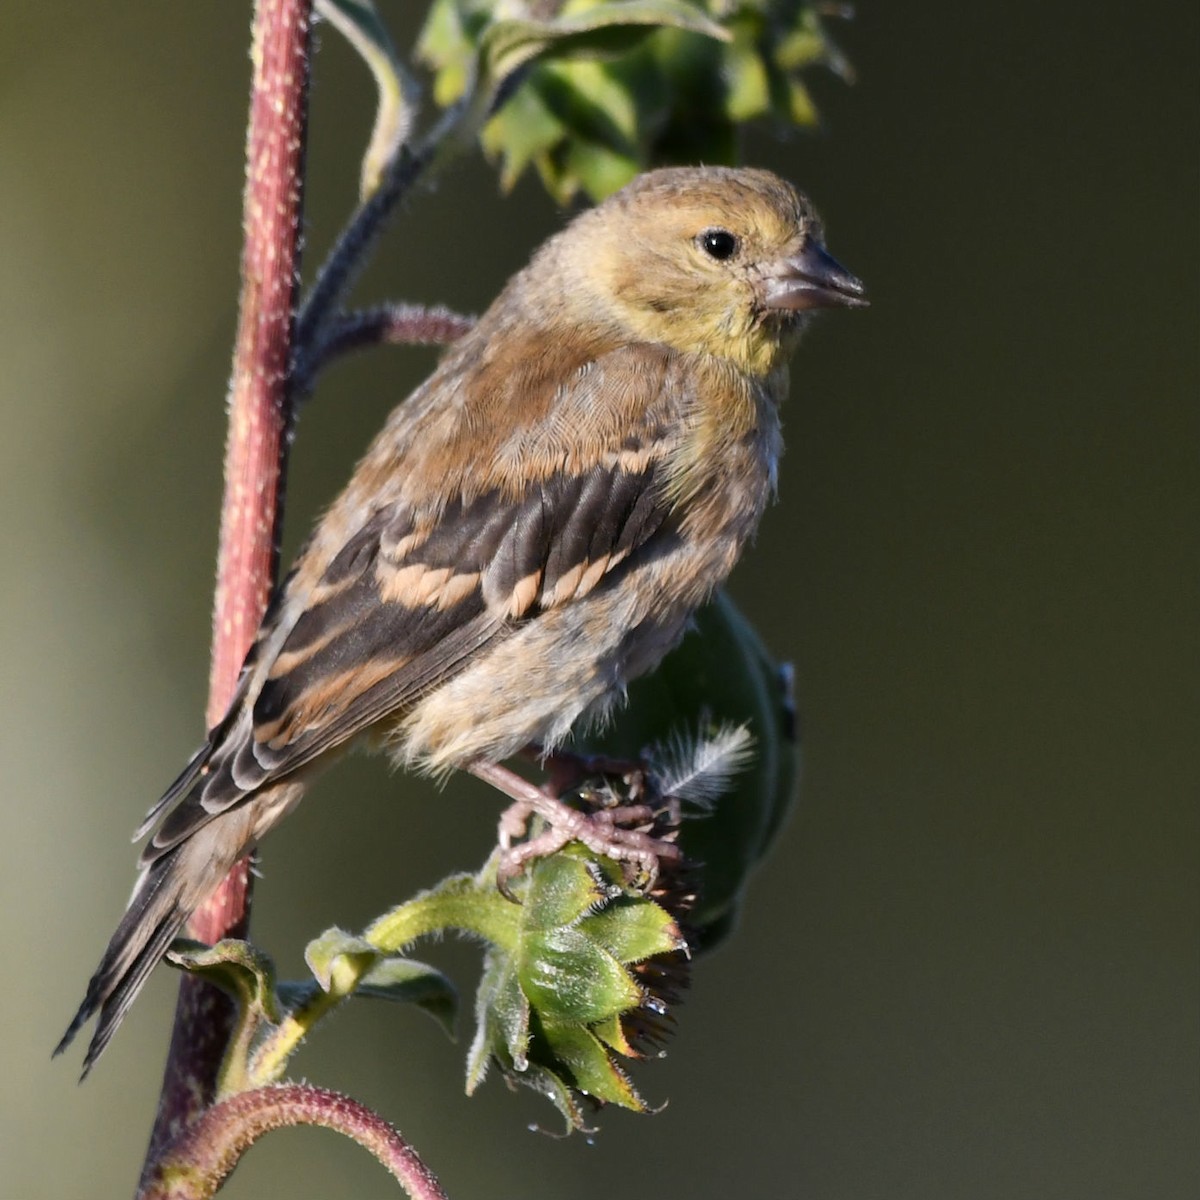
left=2, top=2, right=1195, bottom=1197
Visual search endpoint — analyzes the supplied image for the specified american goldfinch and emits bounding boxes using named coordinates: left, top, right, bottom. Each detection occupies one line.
left=58, top=165, right=866, bottom=1074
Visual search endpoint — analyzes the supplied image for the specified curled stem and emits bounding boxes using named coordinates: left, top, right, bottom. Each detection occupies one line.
left=295, top=303, right=475, bottom=395
left=294, top=142, right=434, bottom=357
left=138, top=1084, right=448, bottom=1200
left=294, top=58, right=484, bottom=362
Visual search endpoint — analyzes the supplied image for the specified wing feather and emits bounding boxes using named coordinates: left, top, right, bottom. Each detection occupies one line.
left=141, top=342, right=684, bottom=859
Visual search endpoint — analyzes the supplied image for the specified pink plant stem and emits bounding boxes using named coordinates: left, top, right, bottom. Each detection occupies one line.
left=294, top=304, right=475, bottom=402
left=319, top=303, right=476, bottom=357
left=142, top=0, right=312, bottom=1179
left=138, top=1085, right=448, bottom=1200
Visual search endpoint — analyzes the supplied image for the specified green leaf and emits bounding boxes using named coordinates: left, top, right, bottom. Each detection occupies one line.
left=167, top=938, right=283, bottom=1095
left=589, top=1011, right=636, bottom=1056
left=775, top=12, right=832, bottom=72
left=474, top=990, right=600, bottom=1129
left=725, top=39, right=771, bottom=121
left=249, top=945, right=456, bottom=1086
left=537, top=58, right=641, bottom=148
left=784, top=75, right=818, bottom=125
left=166, top=938, right=281, bottom=1026
left=481, top=80, right=567, bottom=190
left=415, top=0, right=853, bottom=203
left=356, top=957, right=458, bottom=1038
left=304, top=926, right=380, bottom=996
left=516, top=854, right=638, bottom=1024
left=519, top=925, right=643, bottom=1024
left=579, top=895, right=685, bottom=963
left=416, top=0, right=476, bottom=105
left=482, top=0, right=731, bottom=89
left=520, top=851, right=616, bottom=930
left=467, top=950, right=531, bottom=1092
left=561, top=136, right=641, bottom=201
left=537, top=1017, right=646, bottom=1110
left=316, top=0, right=417, bottom=198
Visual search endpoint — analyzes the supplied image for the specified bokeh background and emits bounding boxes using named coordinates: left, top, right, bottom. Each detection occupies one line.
left=2, top=2, right=1195, bottom=1197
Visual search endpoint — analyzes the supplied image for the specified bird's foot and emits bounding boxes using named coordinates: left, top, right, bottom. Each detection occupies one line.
left=526, top=744, right=650, bottom=803
left=471, top=759, right=681, bottom=898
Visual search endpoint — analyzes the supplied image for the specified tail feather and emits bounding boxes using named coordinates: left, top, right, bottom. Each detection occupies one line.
left=132, top=673, right=258, bottom=844
left=54, top=853, right=189, bottom=1076
left=55, top=808, right=255, bottom=1078
left=60, top=631, right=298, bottom=1075
left=138, top=710, right=263, bottom=864
left=131, top=742, right=210, bottom=842
left=55, top=865, right=189, bottom=1076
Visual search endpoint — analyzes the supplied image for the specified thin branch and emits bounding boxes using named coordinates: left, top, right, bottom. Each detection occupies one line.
left=295, top=303, right=475, bottom=394
left=142, top=0, right=312, bottom=1178
left=138, top=1084, right=448, bottom=1200
left=294, top=143, right=434, bottom=354
left=293, top=56, right=484, bottom=358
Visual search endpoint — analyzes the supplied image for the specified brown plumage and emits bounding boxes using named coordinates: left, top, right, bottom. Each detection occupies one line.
left=57, top=166, right=866, bottom=1075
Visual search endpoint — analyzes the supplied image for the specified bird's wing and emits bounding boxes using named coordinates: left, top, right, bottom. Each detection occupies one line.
left=143, top=342, right=683, bottom=859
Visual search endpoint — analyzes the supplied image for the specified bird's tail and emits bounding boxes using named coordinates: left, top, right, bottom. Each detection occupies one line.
left=55, top=681, right=302, bottom=1076
left=53, top=806, right=257, bottom=1078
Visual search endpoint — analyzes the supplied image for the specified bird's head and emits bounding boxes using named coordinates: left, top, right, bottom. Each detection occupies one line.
left=554, top=166, right=867, bottom=377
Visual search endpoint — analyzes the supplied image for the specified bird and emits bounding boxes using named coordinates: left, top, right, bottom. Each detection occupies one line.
left=57, top=165, right=866, bottom=1076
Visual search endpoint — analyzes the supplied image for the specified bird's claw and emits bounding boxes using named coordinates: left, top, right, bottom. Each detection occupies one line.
left=495, top=788, right=681, bottom=899
left=537, top=746, right=650, bottom=805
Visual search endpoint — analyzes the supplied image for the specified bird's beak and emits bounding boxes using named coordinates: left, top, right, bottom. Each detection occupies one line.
left=761, top=239, right=869, bottom=312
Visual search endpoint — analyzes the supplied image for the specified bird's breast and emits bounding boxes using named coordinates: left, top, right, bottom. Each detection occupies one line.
left=665, top=358, right=783, bottom=556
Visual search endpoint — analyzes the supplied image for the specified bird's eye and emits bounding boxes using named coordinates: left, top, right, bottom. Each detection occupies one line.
left=699, top=229, right=739, bottom=261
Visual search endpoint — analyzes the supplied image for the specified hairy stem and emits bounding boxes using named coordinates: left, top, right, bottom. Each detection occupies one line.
left=138, top=1085, right=448, bottom=1200
left=294, top=143, right=434, bottom=355
left=142, top=0, right=312, bottom=1178
left=294, top=303, right=475, bottom=395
